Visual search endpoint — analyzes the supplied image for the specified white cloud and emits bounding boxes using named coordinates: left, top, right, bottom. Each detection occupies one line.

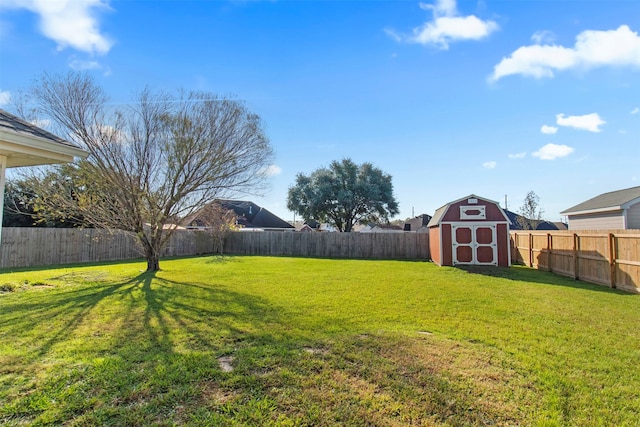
left=631, top=107, right=639, bottom=115
left=31, top=118, right=51, bottom=129
left=482, top=161, right=496, bottom=169
left=556, top=113, right=606, bottom=133
left=540, top=125, right=558, bottom=134
left=531, top=30, right=555, bottom=45
left=508, top=152, right=526, bottom=159
left=68, top=57, right=111, bottom=76
left=69, top=58, right=102, bottom=70
left=490, top=25, right=640, bottom=81
left=386, top=0, right=498, bottom=49
left=2, top=0, right=113, bottom=55
left=263, top=164, right=282, bottom=176
left=0, top=90, right=11, bottom=106
left=532, top=143, right=574, bottom=160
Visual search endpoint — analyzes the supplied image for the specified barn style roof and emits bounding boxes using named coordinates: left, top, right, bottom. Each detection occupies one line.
left=561, top=186, right=640, bottom=215
left=0, top=108, right=88, bottom=167
left=427, top=194, right=509, bottom=227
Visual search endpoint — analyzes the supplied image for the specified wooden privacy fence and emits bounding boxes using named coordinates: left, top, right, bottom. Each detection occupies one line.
left=0, top=228, right=430, bottom=269
left=510, top=230, right=640, bottom=293
left=225, top=231, right=429, bottom=260
left=0, top=227, right=218, bottom=269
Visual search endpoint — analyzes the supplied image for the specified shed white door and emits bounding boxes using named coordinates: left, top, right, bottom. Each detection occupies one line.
left=452, top=224, right=497, bottom=266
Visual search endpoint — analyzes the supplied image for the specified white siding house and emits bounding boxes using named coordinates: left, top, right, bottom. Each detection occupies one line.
left=561, top=186, right=640, bottom=230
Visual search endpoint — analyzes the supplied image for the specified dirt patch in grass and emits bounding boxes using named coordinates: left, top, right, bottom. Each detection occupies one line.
left=201, top=381, right=238, bottom=404
left=48, top=271, right=110, bottom=284
left=254, top=333, right=538, bottom=426
left=394, top=334, right=536, bottom=423
left=303, top=347, right=329, bottom=356
left=217, top=355, right=235, bottom=373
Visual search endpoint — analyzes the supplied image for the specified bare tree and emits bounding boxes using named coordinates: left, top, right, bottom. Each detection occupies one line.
left=192, top=202, right=238, bottom=254
left=24, top=72, right=273, bottom=271
left=517, top=190, right=544, bottom=230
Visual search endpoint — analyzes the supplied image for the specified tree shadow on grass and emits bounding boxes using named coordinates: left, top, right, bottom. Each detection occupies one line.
left=456, top=265, right=633, bottom=295
left=1, top=277, right=139, bottom=362
left=0, top=269, right=307, bottom=424
left=0, top=264, right=544, bottom=426
left=0, top=268, right=294, bottom=371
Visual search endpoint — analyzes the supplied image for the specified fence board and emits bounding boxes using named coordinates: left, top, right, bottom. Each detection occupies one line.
left=510, top=230, right=640, bottom=293
left=223, top=231, right=429, bottom=260
left=0, top=228, right=430, bottom=269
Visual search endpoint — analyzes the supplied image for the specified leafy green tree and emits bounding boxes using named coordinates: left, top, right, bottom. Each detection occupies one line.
left=2, top=177, right=85, bottom=228
left=2, top=180, right=37, bottom=227
left=287, top=158, right=399, bottom=232
left=8, top=164, right=97, bottom=228
left=23, top=72, right=273, bottom=271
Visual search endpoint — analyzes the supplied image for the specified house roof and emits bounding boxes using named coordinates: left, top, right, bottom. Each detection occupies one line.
left=505, top=209, right=567, bottom=230
left=404, top=214, right=432, bottom=231
left=503, top=209, right=520, bottom=228
left=0, top=109, right=88, bottom=167
left=371, top=223, right=403, bottom=230
left=560, top=186, right=640, bottom=215
left=184, top=200, right=294, bottom=230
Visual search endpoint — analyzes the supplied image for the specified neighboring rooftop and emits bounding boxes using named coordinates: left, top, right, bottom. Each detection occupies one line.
left=504, top=209, right=567, bottom=231
left=183, top=200, right=294, bottom=230
left=561, top=186, right=640, bottom=215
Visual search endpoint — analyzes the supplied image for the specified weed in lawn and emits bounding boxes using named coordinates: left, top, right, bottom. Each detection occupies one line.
left=0, top=282, right=17, bottom=292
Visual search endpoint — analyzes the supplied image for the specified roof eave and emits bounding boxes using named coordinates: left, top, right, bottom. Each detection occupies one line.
left=0, top=129, right=89, bottom=166
left=561, top=206, right=623, bottom=216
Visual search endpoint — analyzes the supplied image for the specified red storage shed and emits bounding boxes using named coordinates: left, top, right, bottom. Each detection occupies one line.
left=428, top=194, right=511, bottom=267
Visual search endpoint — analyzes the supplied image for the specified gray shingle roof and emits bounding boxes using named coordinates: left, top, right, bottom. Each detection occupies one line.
left=561, top=186, right=640, bottom=215
left=0, top=108, right=76, bottom=148
left=427, top=205, right=448, bottom=227
left=183, top=200, right=294, bottom=229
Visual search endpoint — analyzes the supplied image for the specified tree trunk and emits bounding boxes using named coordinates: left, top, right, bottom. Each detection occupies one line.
left=141, top=233, right=163, bottom=272
left=146, top=252, right=160, bottom=272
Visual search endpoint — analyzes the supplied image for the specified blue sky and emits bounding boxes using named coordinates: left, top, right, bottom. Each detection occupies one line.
left=1, top=0, right=638, bottom=223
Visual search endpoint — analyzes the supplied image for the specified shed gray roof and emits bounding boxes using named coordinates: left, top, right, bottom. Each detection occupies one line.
left=560, top=186, right=640, bottom=215
left=427, top=205, right=448, bottom=228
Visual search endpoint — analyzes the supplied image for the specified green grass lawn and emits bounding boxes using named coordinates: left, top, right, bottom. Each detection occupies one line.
left=1, top=256, right=639, bottom=426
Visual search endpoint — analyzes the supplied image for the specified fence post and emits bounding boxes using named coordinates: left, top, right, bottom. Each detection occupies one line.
left=547, top=233, right=552, bottom=272
left=510, top=232, right=516, bottom=264
left=573, top=233, right=579, bottom=280
left=609, top=233, right=617, bottom=289
left=528, top=232, right=534, bottom=267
